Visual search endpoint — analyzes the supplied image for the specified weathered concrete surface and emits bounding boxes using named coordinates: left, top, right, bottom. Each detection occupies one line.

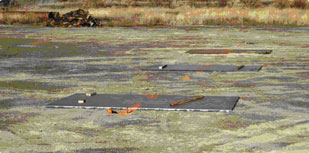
left=0, top=26, right=308, bottom=152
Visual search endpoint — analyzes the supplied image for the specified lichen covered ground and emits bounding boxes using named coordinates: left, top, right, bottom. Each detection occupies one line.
left=0, top=25, right=308, bottom=152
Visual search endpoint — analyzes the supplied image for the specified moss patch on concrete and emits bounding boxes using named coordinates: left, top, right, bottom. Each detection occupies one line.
left=0, top=80, right=65, bottom=91
left=0, top=99, right=11, bottom=109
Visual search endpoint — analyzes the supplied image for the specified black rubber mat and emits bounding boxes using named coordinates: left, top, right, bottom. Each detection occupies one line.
left=47, top=93, right=240, bottom=112
left=141, top=64, right=262, bottom=72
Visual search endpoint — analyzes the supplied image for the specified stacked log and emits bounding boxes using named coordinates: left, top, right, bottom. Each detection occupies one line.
left=47, top=9, right=99, bottom=27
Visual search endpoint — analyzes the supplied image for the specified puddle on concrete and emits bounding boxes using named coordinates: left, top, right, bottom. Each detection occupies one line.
left=57, top=73, right=131, bottom=82
left=237, top=112, right=285, bottom=122
left=256, top=83, right=309, bottom=90
left=286, top=101, right=309, bottom=108
left=2, top=59, right=132, bottom=75
left=6, top=99, right=47, bottom=107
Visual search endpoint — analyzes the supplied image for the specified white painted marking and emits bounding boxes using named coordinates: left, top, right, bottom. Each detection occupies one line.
left=159, top=65, right=167, bottom=69
left=46, top=105, right=231, bottom=112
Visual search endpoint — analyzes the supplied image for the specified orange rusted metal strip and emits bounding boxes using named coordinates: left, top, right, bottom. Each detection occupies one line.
left=170, top=96, right=204, bottom=106
left=187, top=49, right=272, bottom=54
left=117, top=102, right=141, bottom=116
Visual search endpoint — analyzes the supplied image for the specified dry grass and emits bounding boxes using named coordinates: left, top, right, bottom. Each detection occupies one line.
left=87, top=7, right=309, bottom=26
left=30, top=0, right=308, bottom=9
left=291, top=0, right=309, bottom=9
left=1, top=0, right=309, bottom=27
left=274, top=0, right=292, bottom=9
left=0, top=11, right=49, bottom=25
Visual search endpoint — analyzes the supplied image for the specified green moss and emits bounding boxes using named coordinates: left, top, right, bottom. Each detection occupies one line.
left=0, top=38, right=53, bottom=57
left=0, top=38, right=91, bottom=58
left=0, top=80, right=65, bottom=91
left=0, top=99, right=11, bottom=109
left=3, top=64, right=55, bottom=74
left=0, top=120, right=11, bottom=130
left=0, top=38, right=29, bottom=57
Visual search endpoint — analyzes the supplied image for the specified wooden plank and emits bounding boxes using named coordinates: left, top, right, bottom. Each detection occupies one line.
left=170, top=96, right=204, bottom=106
left=187, top=49, right=272, bottom=54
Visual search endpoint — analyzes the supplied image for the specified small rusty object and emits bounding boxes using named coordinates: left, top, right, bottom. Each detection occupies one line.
left=78, top=99, right=86, bottom=104
left=159, top=65, right=167, bottom=69
left=246, top=42, right=255, bottom=45
left=170, top=96, right=205, bottom=106
left=234, top=65, right=245, bottom=71
left=107, top=108, right=118, bottom=114
left=86, top=92, right=96, bottom=97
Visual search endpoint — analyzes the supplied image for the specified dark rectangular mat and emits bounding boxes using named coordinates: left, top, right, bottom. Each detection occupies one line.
left=47, top=93, right=240, bottom=112
left=141, top=64, right=262, bottom=72
left=187, top=49, right=272, bottom=54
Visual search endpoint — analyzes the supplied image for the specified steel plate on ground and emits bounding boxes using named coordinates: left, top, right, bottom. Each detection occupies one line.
left=47, top=93, right=240, bottom=112
left=141, top=64, right=262, bottom=72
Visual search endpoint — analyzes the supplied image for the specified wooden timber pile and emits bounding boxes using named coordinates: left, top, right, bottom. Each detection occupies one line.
left=47, top=9, right=99, bottom=27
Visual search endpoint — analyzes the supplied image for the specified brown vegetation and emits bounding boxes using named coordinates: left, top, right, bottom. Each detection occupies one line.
left=274, top=0, right=292, bottom=9
left=239, top=0, right=263, bottom=8
left=291, top=0, right=308, bottom=9
left=89, top=7, right=309, bottom=27
left=0, top=0, right=309, bottom=27
left=0, top=10, right=49, bottom=25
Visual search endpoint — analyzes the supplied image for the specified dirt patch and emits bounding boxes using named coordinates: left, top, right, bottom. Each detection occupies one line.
left=208, top=114, right=254, bottom=130
left=0, top=111, right=39, bottom=133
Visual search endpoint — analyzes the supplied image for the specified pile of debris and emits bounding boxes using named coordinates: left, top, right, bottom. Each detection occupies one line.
left=47, top=9, right=99, bottom=27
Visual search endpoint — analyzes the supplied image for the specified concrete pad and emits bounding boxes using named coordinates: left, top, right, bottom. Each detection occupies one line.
left=187, top=49, right=272, bottom=54
left=141, top=64, right=262, bottom=72
left=47, top=93, right=240, bottom=112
